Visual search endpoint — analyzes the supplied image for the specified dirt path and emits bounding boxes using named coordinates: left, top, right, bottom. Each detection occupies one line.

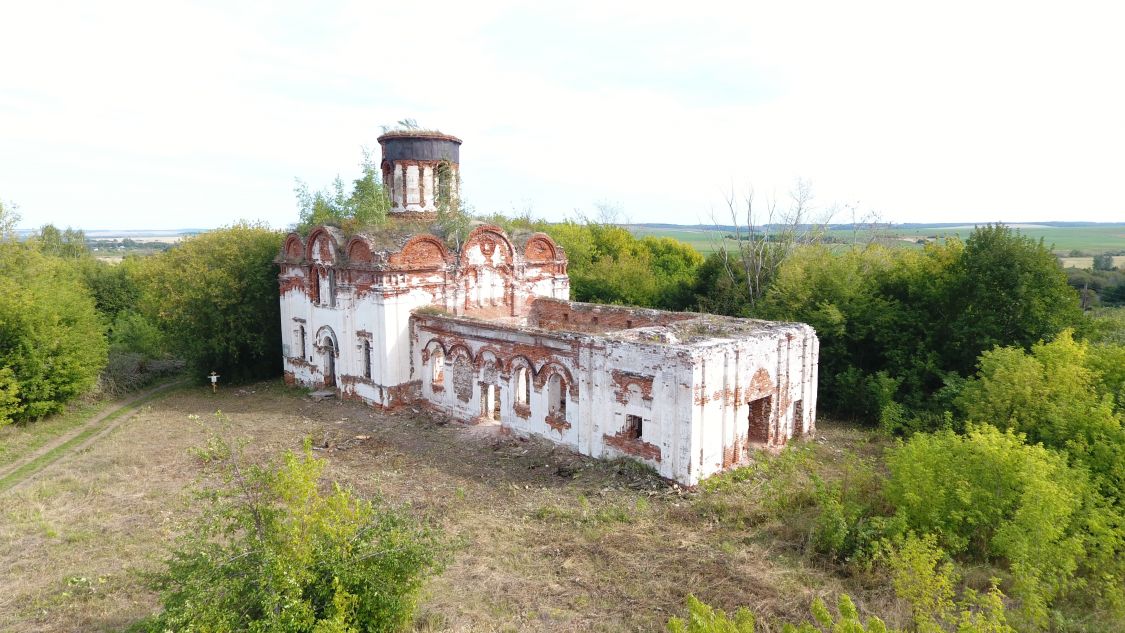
left=0, top=380, right=186, bottom=494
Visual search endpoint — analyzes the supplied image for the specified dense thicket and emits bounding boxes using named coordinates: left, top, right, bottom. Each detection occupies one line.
left=137, top=223, right=283, bottom=383
left=752, top=225, right=1083, bottom=421
left=0, top=242, right=107, bottom=424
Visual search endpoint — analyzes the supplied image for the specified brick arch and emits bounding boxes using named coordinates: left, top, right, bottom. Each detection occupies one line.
left=534, top=361, right=578, bottom=397
left=472, top=346, right=507, bottom=371
left=463, top=225, right=515, bottom=266
left=421, top=338, right=447, bottom=364
left=314, top=325, right=339, bottom=356
left=305, top=227, right=339, bottom=264
left=345, top=236, right=373, bottom=263
left=392, top=234, right=449, bottom=268
left=523, top=233, right=559, bottom=263
left=283, top=233, right=304, bottom=260
left=508, top=355, right=537, bottom=377
left=446, top=343, right=474, bottom=364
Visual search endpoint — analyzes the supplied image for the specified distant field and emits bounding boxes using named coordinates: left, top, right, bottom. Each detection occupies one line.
left=1059, top=255, right=1125, bottom=269
left=632, top=224, right=1125, bottom=256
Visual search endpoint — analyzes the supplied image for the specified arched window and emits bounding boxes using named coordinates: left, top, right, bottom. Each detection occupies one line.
left=515, top=367, right=530, bottom=405
left=548, top=373, right=566, bottom=415
left=431, top=349, right=445, bottom=385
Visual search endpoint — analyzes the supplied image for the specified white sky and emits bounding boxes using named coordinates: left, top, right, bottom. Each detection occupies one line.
left=2, top=0, right=1123, bottom=230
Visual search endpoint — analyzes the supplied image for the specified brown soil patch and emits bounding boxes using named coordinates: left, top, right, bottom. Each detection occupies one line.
left=0, top=381, right=862, bottom=632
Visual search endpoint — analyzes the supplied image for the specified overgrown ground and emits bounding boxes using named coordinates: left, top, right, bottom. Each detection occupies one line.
left=0, top=381, right=895, bottom=632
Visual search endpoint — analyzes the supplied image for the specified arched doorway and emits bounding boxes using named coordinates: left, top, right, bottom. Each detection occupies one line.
left=316, top=326, right=339, bottom=389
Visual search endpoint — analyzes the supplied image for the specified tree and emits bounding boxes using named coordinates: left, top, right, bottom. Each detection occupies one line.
left=31, top=223, right=88, bottom=259
left=942, top=224, right=1082, bottom=375
left=0, top=197, right=20, bottom=239
left=711, top=179, right=829, bottom=312
left=0, top=243, right=107, bottom=424
left=295, top=149, right=392, bottom=232
left=139, top=432, right=442, bottom=632
left=1094, top=253, right=1116, bottom=271
left=137, top=223, right=283, bottom=382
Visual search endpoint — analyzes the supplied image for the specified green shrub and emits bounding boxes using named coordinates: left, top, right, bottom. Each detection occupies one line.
left=668, top=594, right=891, bottom=633
left=667, top=594, right=756, bottom=633
left=956, top=331, right=1125, bottom=504
left=0, top=243, right=107, bottom=423
left=883, top=534, right=1014, bottom=633
left=137, top=433, right=443, bottom=632
left=701, top=444, right=893, bottom=567
left=137, top=223, right=283, bottom=382
left=109, top=310, right=167, bottom=358
left=885, top=425, right=1116, bottom=625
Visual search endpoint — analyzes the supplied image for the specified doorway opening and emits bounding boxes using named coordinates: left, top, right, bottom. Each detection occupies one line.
left=480, top=384, right=500, bottom=422
left=323, top=336, right=336, bottom=387
left=747, top=396, right=771, bottom=443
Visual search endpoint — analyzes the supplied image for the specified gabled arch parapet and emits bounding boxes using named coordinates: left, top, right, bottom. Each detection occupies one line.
left=344, top=236, right=373, bottom=263
left=389, top=233, right=451, bottom=268
left=522, top=232, right=563, bottom=263
left=306, top=226, right=346, bottom=264
left=461, top=224, right=515, bottom=267
left=282, top=233, right=305, bottom=261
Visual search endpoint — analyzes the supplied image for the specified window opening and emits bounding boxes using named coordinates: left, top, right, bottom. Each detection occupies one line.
left=515, top=367, right=530, bottom=405
left=298, top=325, right=306, bottom=359
left=431, top=349, right=445, bottom=385
left=625, top=414, right=643, bottom=439
left=548, top=374, right=567, bottom=415
left=363, top=339, right=372, bottom=379
left=310, top=267, right=320, bottom=305
left=793, top=399, right=804, bottom=435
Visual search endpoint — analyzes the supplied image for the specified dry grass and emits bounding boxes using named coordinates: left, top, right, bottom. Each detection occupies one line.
left=0, top=381, right=885, bottom=632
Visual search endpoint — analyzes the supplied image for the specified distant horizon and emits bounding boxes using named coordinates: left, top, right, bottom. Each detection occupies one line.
left=14, top=219, right=1125, bottom=236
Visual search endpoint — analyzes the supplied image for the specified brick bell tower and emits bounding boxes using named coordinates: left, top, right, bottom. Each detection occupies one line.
left=377, top=130, right=462, bottom=220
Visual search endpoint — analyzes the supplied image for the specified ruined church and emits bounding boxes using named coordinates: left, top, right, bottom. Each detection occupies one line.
left=277, top=130, right=819, bottom=485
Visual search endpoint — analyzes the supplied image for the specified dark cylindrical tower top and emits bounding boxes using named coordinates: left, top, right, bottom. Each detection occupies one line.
left=377, top=131, right=462, bottom=219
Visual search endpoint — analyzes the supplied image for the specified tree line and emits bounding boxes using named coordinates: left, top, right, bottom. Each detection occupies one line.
left=0, top=198, right=281, bottom=427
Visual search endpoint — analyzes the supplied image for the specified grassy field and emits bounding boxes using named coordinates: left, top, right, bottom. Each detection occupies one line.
left=633, top=224, right=1125, bottom=257
left=0, top=381, right=900, bottom=632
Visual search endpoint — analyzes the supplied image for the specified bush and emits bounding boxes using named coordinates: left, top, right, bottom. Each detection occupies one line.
left=882, top=534, right=1014, bottom=633
left=667, top=594, right=891, bottom=633
left=700, top=444, right=893, bottom=567
left=137, top=433, right=443, bottom=632
left=0, top=243, right=107, bottom=423
left=137, top=223, right=283, bottom=382
left=667, top=595, right=756, bottom=633
left=955, top=331, right=1125, bottom=504
left=885, top=426, right=1117, bottom=624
